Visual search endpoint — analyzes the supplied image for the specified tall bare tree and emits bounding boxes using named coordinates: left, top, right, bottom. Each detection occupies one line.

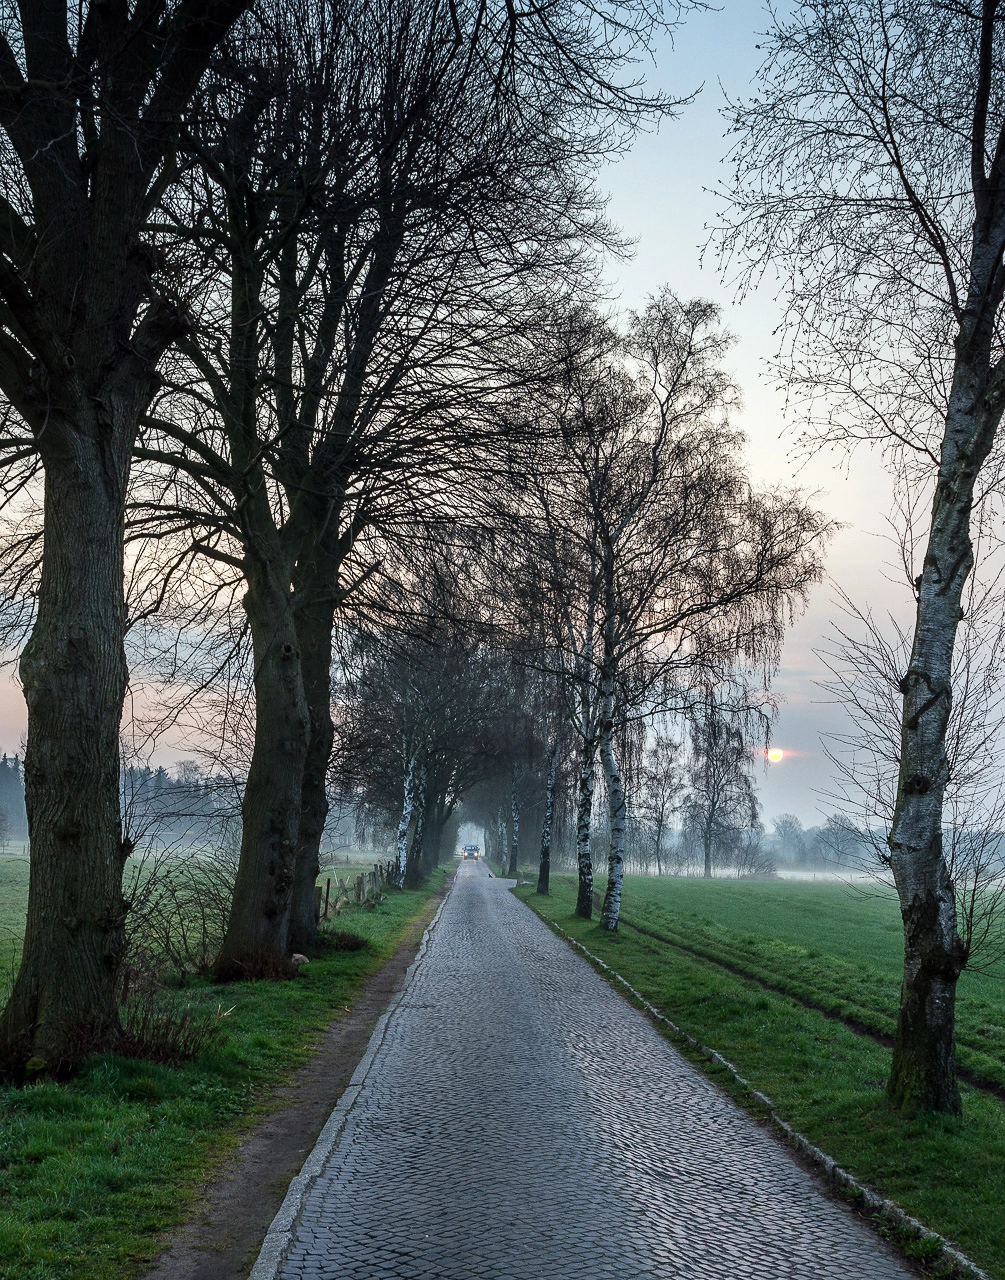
left=0, top=0, right=248, bottom=1072
left=721, top=0, right=1005, bottom=1113
left=130, top=0, right=668, bottom=974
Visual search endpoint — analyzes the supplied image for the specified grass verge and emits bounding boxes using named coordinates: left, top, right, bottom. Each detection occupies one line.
left=614, top=876, right=1005, bottom=1093
left=0, top=868, right=446, bottom=1280
left=517, top=874, right=1005, bottom=1280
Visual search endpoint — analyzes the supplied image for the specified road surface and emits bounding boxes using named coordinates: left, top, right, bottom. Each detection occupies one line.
left=259, top=860, right=913, bottom=1279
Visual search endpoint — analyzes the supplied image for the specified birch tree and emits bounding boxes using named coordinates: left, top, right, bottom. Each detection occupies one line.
left=537, top=739, right=560, bottom=894
left=682, top=691, right=760, bottom=879
left=503, top=294, right=828, bottom=927
left=720, top=0, right=1005, bottom=1113
left=396, top=741, right=419, bottom=886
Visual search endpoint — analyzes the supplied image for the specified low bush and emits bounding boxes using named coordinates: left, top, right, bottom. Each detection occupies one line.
left=119, top=993, right=232, bottom=1064
left=324, top=930, right=369, bottom=952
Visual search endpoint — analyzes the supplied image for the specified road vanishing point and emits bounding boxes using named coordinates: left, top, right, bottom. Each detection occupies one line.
left=253, top=860, right=914, bottom=1280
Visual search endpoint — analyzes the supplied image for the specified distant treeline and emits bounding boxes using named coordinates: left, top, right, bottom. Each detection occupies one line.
left=121, top=765, right=238, bottom=846
left=0, top=756, right=26, bottom=841
left=0, top=761, right=241, bottom=851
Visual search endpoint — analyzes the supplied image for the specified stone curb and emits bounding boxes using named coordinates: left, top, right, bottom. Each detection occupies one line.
left=247, top=885, right=454, bottom=1280
left=545, top=919, right=989, bottom=1280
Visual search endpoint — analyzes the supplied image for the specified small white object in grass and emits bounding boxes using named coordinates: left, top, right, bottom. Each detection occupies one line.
left=291, top=953, right=310, bottom=965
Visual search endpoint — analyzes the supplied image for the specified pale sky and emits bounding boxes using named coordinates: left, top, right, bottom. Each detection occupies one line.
left=0, top=1, right=915, bottom=829
left=600, top=0, right=913, bottom=826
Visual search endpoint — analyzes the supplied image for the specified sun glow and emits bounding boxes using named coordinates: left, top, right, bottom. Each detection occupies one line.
left=766, top=748, right=785, bottom=763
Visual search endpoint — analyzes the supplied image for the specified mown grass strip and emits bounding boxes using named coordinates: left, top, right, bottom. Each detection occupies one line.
left=517, top=876, right=1005, bottom=1280
left=618, top=878, right=1005, bottom=1070
left=0, top=869, right=446, bottom=1280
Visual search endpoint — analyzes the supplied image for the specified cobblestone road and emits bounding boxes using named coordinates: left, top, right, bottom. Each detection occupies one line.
left=266, top=862, right=914, bottom=1279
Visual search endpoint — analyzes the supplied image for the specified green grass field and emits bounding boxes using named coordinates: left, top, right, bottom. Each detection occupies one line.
left=0, top=866, right=445, bottom=1280
left=0, top=856, right=28, bottom=986
left=518, top=874, right=1005, bottom=1279
left=615, top=876, right=1005, bottom=1091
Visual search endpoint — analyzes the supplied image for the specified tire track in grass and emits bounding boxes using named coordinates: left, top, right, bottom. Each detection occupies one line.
left=617, top=913, right=1005, bottom=1101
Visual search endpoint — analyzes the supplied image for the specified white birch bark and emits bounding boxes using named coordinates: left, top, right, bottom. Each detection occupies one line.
left=396, top=742, right=416, bottom=887
left=508, top=777, right=520, bottom=878
left=599, top=671, right=626, bottom=930
left=537, top=740, right=559, bottom=894
left=575, top=738, right=597, bottom=917
left=404, top=764, right=428, bottom=888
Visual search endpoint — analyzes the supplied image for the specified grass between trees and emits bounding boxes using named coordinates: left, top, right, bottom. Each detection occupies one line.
left=0, top=864, right=446, bottom=1280
left=517, top=874, right=1005, bottom=1279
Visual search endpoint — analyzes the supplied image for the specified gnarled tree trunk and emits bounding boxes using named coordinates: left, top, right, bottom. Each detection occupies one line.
left=0, top=0, right=247, bottom=1074
left=0, top=438, right=130, bottom=1072
left=215, top=559, right=309, bottom=981
left=288, top=597, right=336, bottom=955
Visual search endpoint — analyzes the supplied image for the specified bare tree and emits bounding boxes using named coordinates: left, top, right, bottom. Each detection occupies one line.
left=499, top=292, right=828, bottom=927
left=128, top=0, right=672, bottom=974
left=0, top=0, right=249, bottom=1071
left=635, top=728, right=682, bottom=874
left=772, top=813, right=806, bottom=867
left=812, top=815, right=867, bottom=869
left=720, top=0, right=1005, bottom=1113
left=682, top=690, right=760, bottom=878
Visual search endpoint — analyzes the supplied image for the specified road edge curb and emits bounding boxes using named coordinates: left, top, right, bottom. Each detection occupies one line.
left=247, top=881, right=454, bottom=1280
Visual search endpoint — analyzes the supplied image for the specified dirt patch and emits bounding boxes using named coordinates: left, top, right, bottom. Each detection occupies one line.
left=141, top=879, right=450, bottom=1280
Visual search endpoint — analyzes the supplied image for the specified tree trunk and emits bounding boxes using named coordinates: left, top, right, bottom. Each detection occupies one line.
left=404, top=766, right=427, bottom=889
left=215, top=563, right=309, bottom=981
left=396, top=746, right=417, bottom=887
left=421, top=800, right=450, bottom=876
left=885, top=378, right=986, bottom=1112
left=0, top=448, right=130, bottom=1072
left=0, top=0, right=247, bottom=1071
left=575, top=744, right=596, bottom=918
left=703, top=822, right=713, bottom=879
left=600, top=719, right=626, bottom=930
left=287, top=600, right=336, bottom=955
left=537, top=743, right=558, bottom=895
left=887, top=853, right=964, bottom=1115
left=508, top=780, right=520, bottom=878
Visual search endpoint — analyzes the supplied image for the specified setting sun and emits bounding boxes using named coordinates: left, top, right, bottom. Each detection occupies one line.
left=767, top=748, right=785, bottom=763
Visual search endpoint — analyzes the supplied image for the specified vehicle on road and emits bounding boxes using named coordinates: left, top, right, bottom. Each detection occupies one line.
left=463, top=844, right=479, bottom=859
